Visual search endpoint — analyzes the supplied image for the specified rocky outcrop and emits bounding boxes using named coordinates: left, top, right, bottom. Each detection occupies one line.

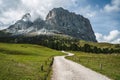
left=4, top=7, right=97, bottom=42
left=5, top=13, right=33, bottom=34
left=46, top=7, right=97, bottom=42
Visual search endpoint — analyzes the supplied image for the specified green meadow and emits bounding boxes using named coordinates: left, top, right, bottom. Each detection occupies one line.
left=67, top=52, right=120, bottom=80
left=0, top=43, right=63, bottom=80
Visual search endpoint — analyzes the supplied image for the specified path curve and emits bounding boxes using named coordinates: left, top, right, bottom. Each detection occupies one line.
left=51, top=51, right=111, bottom=80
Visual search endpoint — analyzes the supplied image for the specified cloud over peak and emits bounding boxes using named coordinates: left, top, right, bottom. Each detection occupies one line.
left=0, top=0, right=78, bottom=24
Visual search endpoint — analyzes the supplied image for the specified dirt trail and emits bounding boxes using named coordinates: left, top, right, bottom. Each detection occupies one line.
left=51, top=51, right=111, bottom=80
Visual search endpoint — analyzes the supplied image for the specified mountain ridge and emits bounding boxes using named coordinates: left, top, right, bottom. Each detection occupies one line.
left=1, top=7, right=97, bottom=42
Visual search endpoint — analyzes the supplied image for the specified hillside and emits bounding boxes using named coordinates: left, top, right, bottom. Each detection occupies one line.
left=0, top=43, right=63, bottom=80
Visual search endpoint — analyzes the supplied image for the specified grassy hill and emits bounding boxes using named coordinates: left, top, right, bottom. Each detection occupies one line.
left=78, top=40, right=120, bottom=49
left=67, top=51, right=120, bottom=80
left=0, top=43, right=64, bottom=80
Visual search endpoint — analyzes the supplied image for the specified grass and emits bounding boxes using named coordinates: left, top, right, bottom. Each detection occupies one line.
left=66, top=51, right=120, bottom=80
left=0, top=43, right=64, bottom=80
left=79, top=40, right=120, bottom=49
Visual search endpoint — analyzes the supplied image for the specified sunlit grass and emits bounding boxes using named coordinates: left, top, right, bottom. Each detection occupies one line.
left=0, top=43, right=64, bottom=80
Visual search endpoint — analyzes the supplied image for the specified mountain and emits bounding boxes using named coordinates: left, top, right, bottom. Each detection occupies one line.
left=46, top=7, right=97, bottom=42
left=2, top=7, right=97, bottom=42
left=4, top=13, right=33, bottom=35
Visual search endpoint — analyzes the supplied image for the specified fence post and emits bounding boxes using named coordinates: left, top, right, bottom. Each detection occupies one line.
left=45, top=61, right=47, bottom=65
left=50, top=57, right=54, bottom=67
left=40, top=64, right=44, bottom=71
left=100, top=63, right=102, bottom=70
left=79, top=58, right=80, bottom=62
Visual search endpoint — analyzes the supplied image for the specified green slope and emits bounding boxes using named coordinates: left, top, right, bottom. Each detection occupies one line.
left=78, top=40, right=120, bottom=49
left=0, top=43, right=63, bottom=80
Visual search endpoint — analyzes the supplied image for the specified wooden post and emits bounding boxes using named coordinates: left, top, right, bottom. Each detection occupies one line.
left=87, top=59, right=89, bottom=63
left=79, top=58, right=80, bottom=62
left=45, top=61, right=47, bottom=65
left=100, top=63, right=102, bottom=70
left=50, top=57, right=54, bottom=66
left=40, top=64, right=44, bottom=71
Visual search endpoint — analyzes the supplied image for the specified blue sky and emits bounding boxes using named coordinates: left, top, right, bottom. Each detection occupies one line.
left=88, top=0, right=111, bottom=7
left=0, top=0, right=120, bottom=44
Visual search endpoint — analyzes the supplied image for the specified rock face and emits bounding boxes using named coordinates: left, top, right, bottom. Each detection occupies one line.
left=46, top=8, right=97, bottom=42
left=4, top=7, right=97, bottom=42
left=6, top=13, right=33, bottom=34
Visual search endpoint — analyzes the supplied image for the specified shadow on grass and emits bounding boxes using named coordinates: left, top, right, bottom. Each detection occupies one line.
left=0, top=48, right=38, bottom=56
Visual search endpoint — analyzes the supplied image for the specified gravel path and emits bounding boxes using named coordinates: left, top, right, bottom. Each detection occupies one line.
left=51, top=51, right=111, bottom=80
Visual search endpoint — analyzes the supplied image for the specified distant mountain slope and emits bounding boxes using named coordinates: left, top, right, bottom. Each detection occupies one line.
left=2, top=7, right=97, bottom=42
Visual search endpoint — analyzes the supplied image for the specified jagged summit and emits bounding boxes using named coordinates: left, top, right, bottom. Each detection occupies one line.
left=22, top=13, right=31, bottom=21
left=2, top=7, right=97, bottom=42
left=46, top=7, right=69, bottom=20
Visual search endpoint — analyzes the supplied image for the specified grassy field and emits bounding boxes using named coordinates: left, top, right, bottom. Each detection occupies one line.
left=66, top=52, right=120, bottom=80
left=0, top=43, right=64, bottom=80
left=78, top=40, right=120, bottom=49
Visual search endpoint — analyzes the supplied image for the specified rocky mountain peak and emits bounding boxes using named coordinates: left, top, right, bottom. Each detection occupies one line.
left=46, top=7, right=69, bottom=20
left=21, top=13, right=31, bottom=21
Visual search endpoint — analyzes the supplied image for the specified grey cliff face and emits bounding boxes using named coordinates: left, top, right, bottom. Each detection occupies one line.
left=33, top=18, right=46, bottom=30
left=4, top=7, right=97, bottom=42
left=7, top=20, right=33, bottom=34
left=46, top=7, right=97, bottom=42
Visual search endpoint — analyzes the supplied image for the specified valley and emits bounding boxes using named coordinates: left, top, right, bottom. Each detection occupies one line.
left=0, top=7, right=119, bottom=80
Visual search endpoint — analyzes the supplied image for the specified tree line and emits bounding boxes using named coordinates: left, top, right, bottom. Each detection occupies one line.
left=0, top=35, right=119, bottom=54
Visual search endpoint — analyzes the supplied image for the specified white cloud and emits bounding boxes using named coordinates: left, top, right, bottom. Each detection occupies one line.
left=0, top=0, right=77, bottom=29
left=21, top=0, right=77, bottom=19
left=103, top=30, right=120, bottom=41
left=0, top=0, right=78, bottom=29
left=95, top=33, right=103, bottom=41
left=104, top=0, right=120, bottom=12
left=112, top=38, right=120, bottom=43
left=0, top=0, right=2, bottom=4
left=0, top=9, right=25, bottom=24
left=95, top=30, right=120, bottom=44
